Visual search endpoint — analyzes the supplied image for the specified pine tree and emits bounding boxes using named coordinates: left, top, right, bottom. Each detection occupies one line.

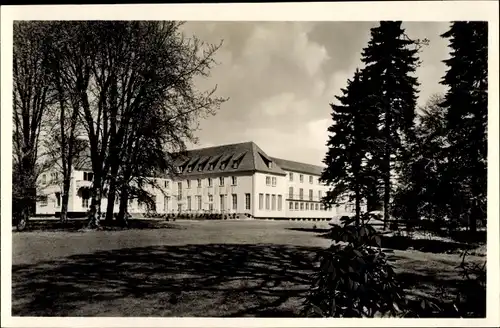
left=321, top=69, right=379, bottom=226
left=360, top=21, right=421, bottom=228
left=440, top=22, right=488, bottom=233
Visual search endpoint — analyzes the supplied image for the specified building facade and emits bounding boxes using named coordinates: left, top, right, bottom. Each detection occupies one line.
left=36, top=141, right=358, bottom=219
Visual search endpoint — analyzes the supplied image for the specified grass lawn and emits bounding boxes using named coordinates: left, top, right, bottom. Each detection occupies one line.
left=11, top=220, right=485, bottom=317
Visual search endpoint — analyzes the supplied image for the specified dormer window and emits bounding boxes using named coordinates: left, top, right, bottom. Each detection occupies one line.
left=232, top=161, right=239, bottom=169
left=268, top=162, right=273, bottom=169
left=221, top=163, right=227, bottom=170
left=208, top=163, right=214, bottom=171
left=187, top=166, right=193, bottom=173
left=198, top=164, right=203, bottom=172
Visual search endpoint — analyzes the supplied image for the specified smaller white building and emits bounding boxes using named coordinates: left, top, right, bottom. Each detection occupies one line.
left=36, top=141, right=361, bottom=219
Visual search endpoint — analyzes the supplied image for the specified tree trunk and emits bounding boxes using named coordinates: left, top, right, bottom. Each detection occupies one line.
left=60, top=178, right=71, bottom=224
left=383, top=109, right=391, bottom=230
left=355, top=183, right=361, bottom=228
left=117, top=186, right=129, bottom=227
left=105, top=178, right=117, bottom=223
left=90, top=173, right=102, bottom=225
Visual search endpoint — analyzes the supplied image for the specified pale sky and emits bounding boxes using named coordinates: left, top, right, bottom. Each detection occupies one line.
left=181, top=21, right=451, bottom=166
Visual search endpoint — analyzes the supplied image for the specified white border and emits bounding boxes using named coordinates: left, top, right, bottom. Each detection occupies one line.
left=1, top=2, right=499, bottom=327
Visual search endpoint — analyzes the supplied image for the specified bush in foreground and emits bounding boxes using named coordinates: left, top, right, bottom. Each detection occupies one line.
left=302, top=214, right=409, bottom=317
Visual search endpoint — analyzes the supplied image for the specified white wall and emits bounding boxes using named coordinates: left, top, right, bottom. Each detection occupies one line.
left=252, top=172, right=287, bottom=218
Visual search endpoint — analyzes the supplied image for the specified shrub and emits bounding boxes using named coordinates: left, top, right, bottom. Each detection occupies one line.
left=453, top=250, right=486, bottom=317
left=302, top=214, right=408, bottom=318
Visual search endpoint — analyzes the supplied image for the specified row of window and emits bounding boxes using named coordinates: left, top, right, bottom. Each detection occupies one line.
left=288, top=201, right=332, bottom=211
left=258, top=193, right=283, bottom=211
left=288, top=187, right=322, bottom=201
left=167, top=176, right=238, bottom=190
left=40, top=172, right=61, bottom=184
left=147, top=193, right=252, bottom=212
left=289, top=172, right=320, bottom=185
left=179, top=154, right=246, bottom=173
left=265, top=176, right=277, bottom=187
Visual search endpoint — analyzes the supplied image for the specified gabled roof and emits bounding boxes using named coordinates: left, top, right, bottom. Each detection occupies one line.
left=70, top=140, right=323, bottom=178
left=270, top=157, right=325, bottom=176
left=174, top=141, right=287, bottom=177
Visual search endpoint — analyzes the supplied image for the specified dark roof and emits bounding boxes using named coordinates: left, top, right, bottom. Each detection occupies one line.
left=174, top=141, right=287, bottom=177
left=270, top=157, right=325, bottom=176
left=71, top=140, right=324, bottom=178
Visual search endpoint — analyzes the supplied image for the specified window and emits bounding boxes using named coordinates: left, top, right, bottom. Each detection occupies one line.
left=219, top=177, right=225, bottom=186
left=220, top=195, right=226, bottom=212
left=309, top=176, right=313, bottom=184
left=83, top=172, right=94, bottom=181
left=41, top=174, right=47, bottom=184
left=40, top=195, right=48, bottom=207
left=187, top=165, right=193, bottom=173
left=187, top=180, right=191, bottom=189
left=197, top=179, right=202, bottom=188
left=266, top=176, right=271, bottom=186
left=187, top=196, right=192, bottom=211
left=272, top=194, right=276, bottom=211
left=164, top=180, right=169, bottom=188
left=208, top=163, right=214, bottom=171
left=300, top=202, right=304, bottom=210
left=208, top=194, right=214, bottom=211
left=231, top=176, right=237, bottom=186
left=259, top=193, right=264, bottom=210
left=289, top=201, right=293, bottom=210
left=320, top=204, right=325, bottom=211
left=289, top=187, right=293, bottom=199
left=268, top=161, right=273, bottom=169
left=318, top=191, right=322, bottom=201
left=272, top=177, right=276, bottom=187
left=306, top=203, right=309, bottom=210
left=198, top=164, right=203, bottom=172
left=245, top=193, right=251, bottom=210
left=278, top=195, right=282, bottom=211
left=309, top=189, right=313, bottom=201
left=295, top=202, right=299, bottom=210
left=152, top=195, right=157, bottom=210
left=178, top=204, right=183, bottom=212
left=315, top=203, right=319, bottom=211
left=289, top=172, right=293, bottom=182
left=232, top=194, right=237, bottom=210
left=82, top=196, right=89, bottom=208
left=55, top=192, right=61, bottom=207
left=299, top=174, right=304, bottom=183
left=178, top=182, right=183, bottom=199
left=221, top=162, right=227, bottom=170
left=265, top=194, right=270, bottom=210
left=208, top=178, right=213, bottom=187
left=197, top=195, right=202, bottom=210
left=299, top=188, right=304, bottom=200
left=164, top=196, right=170, bottom=211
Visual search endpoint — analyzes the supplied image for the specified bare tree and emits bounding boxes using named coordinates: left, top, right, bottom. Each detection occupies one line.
left=12, top=22, right=56, bottom=229
left=45, top=21, right=226, bottom=225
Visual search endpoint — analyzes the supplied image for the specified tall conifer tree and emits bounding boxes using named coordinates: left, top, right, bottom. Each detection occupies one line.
left=360, top=21, right=421, bottom=228
left=321, top=69, right=379, bottom=226
left=440, top=21, right=488, bottom=232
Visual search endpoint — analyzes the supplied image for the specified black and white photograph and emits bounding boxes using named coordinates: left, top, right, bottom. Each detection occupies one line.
left=1, top=2, right=498, bottom=327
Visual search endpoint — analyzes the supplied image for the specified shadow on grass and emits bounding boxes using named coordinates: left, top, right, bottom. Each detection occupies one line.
left=288, top=227, right=479, bottom=254
left=12, top=242, right=479, bottom=318
left=16, top=219, right=177, bottom=233
left=12, top=244, right=319, bottom=317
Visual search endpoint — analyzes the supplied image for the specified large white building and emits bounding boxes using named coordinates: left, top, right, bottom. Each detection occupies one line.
left=36, top=141, right=357, bottom=219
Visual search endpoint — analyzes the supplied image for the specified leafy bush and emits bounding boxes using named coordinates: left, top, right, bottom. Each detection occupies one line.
left=453, top=250, right=486, bottom=317
left=302, top=214, right=408, bottom=317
